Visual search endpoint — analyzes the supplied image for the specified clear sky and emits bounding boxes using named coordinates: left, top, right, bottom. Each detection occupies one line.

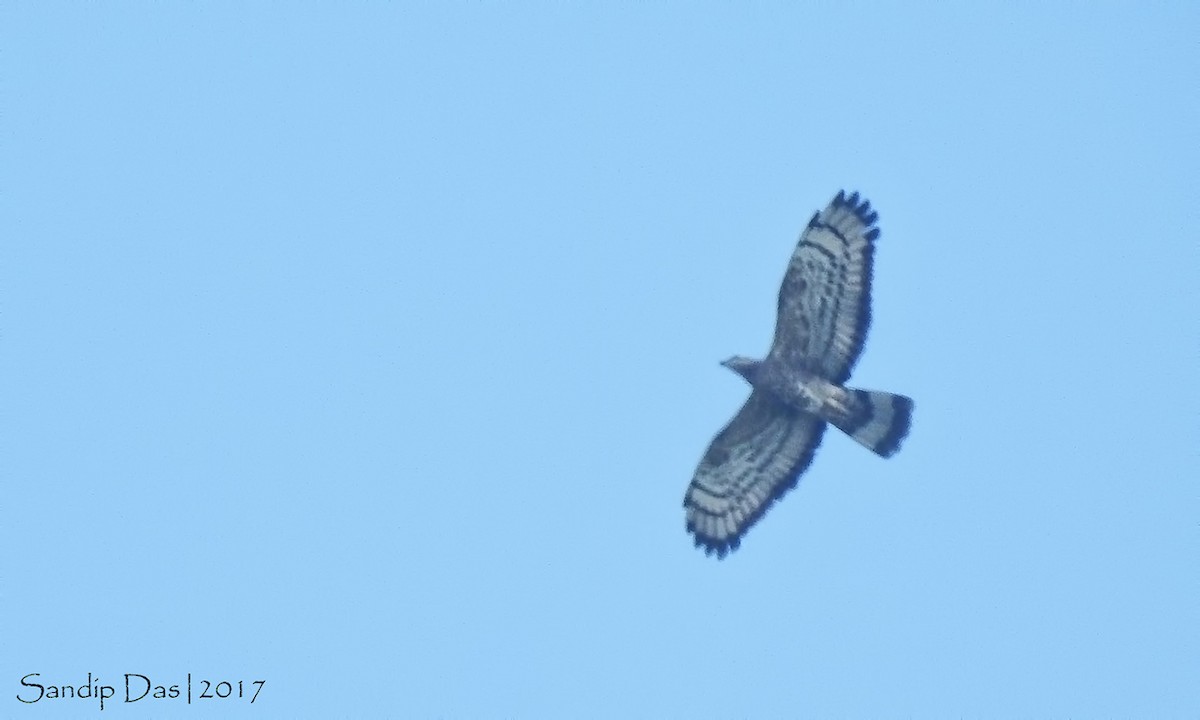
left=3, top=4, right=1197, bottom=718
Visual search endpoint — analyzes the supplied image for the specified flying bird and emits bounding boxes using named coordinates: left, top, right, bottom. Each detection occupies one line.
left=685, top=190, right=913, bottom=558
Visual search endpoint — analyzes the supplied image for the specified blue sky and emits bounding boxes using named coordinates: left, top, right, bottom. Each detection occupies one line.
left=3, top=4, right=1197, bottom=718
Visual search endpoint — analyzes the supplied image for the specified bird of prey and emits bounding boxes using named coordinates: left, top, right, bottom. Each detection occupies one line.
left=684, top=190, right=913, bottom=558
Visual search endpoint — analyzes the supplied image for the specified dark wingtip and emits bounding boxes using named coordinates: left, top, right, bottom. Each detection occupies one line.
left=689, top=531, right=738, bottom=560
left=834, top=189, right=882, bottom=241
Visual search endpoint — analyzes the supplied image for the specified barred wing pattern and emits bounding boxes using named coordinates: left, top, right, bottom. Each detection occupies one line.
left=684, top=391, right=826, bottom=558
left=769, top=191, right=878, bottom=384
left=685, top=190, right=907, bottom=558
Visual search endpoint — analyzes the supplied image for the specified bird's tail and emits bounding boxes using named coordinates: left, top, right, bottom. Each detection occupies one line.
left=826, top=388, right=913, bottom=457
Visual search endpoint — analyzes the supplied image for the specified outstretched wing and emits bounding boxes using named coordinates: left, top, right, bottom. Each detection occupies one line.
left=769, top=190, right=879, bottom=384
left=684, top=391, right=827, bottom=558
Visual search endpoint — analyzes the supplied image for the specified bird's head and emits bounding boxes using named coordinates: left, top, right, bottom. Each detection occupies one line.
left=720, top=355, right=761, bottom=384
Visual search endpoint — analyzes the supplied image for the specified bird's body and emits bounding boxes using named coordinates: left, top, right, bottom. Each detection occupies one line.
left=685, top=191, right=913, bottom=558
left=726, top=357, right=834, bottom=415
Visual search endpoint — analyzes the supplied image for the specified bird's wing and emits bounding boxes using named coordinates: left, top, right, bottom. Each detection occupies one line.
left=684, top=390, right=826, bottom=558
left=769, top=190, right=879, bottom=384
